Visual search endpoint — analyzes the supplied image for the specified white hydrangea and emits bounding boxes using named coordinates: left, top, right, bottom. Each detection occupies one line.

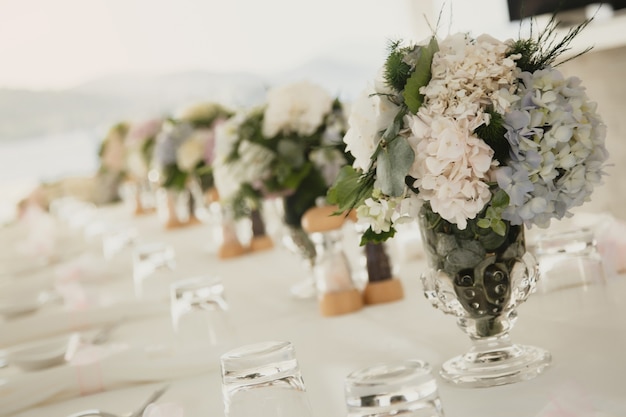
left=213, top=111, right=275, bottom=201
left=126, top=151, right=149, bottom=179
left=176, top=129, right=211, bottom=172
left=214, top=141, right=274, bottom=201
left=422, top=33, right=520, bottom=126
left=262, top=80, right=334, bottom=138
left=393, top=33, right=519, bottom=229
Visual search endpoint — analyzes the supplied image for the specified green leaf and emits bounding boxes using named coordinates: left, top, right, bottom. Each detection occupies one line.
left=402, top=37, right=438, bottom=114
left=477, top=218, right=491, bottom=229
left=161, top=164, right=188, bottom=191
left=360, top=227, right=396, bottom=246
left=492, top=220, right=507, bottom=237
left=376, top=136, right=415, bottom=197
left=280, top=162, right=312, bottom=191
left=491, top=188, right=510, bottom=209
left=327, top=166, right=374, bottom=214
left=474, top=109, right=510, bottom=164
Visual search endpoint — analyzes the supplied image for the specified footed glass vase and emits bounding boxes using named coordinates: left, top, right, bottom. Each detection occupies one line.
left=418, top=206, right=551, bottom=387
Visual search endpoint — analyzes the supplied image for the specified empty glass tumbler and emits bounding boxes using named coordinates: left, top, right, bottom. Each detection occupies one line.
left=345, top=360, right=445, bottom=417
left=170, top=275, right=234, bottom=352
left=534, top=228, right=606, bottom=293
left=220, top=341, right=314, bottom=417
left=132, top=242, right=176, bottom=299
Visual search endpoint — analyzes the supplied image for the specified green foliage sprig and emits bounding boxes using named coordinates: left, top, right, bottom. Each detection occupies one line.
left=508, top=13, right=594, bottom=73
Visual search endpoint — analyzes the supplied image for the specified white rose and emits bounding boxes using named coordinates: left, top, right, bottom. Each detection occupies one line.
left=344, top=83, right=400, bottom=171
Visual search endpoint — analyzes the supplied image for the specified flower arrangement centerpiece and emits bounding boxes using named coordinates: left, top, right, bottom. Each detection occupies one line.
left=175, top=102, right=233, bottom=195
left=95, top=121, right=130, bottom=205
left=152, top=102, right=232, bottom=228
left=122, top=117, right=163, bottom=214
left=213, top=80, right=350, bottom=264
left=125, top=118, right=163, bottom=183
left=329, top=16, right=609, bottom=386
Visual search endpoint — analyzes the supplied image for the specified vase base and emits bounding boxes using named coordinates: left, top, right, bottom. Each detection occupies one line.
left=440, top=344, right=551, bottom=388
left=290, top=278, right=317, bottom=300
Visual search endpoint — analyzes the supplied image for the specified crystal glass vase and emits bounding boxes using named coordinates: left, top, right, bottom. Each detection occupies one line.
left=418, top=205, right=551, bottom=387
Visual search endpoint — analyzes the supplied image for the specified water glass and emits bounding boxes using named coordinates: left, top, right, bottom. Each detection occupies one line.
left=170, top=276, right=234, bottom=352
left=102, top=224, right=138, bottom=260
left=132, top=242, right=176, bottom=299
left=345, top=360, right=444, bottom=417
left=220, top=341, right=314, bottom=417
left=533, top=228, right=606, bottom=293
left=156, top=188, right=191, bottom=228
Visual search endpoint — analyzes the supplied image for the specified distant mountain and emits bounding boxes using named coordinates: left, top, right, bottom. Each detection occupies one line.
left=0, top=57, right=377, bottom=141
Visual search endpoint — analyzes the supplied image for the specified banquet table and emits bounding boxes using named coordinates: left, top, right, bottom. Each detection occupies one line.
left=1, top=203, right=625, bottom=417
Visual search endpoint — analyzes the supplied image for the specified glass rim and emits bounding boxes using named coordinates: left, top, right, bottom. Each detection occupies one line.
left=171, top=275, right=223, bottom=292
left=345, top=359, right=432, bottom=386
left=345, top=359, right=440, bottom=410
left=534, top=227, right=596, bottom=253
left=220, top=341, right=299, bottom=384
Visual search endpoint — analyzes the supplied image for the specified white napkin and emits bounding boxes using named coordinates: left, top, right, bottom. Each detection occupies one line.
left=143, top=403, right=185, bottom=417
left=0, top=345, right=219, bottom=416
left=0, top=301, right=168, bottom=348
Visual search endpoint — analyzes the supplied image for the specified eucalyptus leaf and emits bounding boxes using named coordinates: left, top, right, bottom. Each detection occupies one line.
left=444, top=248, right=485, bottom=276
left=435, top=233, right=458, bottom=256
left=402, top=37, right=439, bottom=114
left=376, top=136, right=415, bottom=197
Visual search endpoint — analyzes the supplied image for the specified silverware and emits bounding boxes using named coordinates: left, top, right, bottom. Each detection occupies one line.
left=89, top=317, right=125, bottom=345
left=127, top=385, right=169, bottom=417
left=66, top=385, right=169, bottom=417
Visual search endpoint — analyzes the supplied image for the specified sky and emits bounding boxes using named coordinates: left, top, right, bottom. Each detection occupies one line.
left=0, top=0, right=532, bottom=91
left=0, top=0, right=432, bottom=90
left=0, top=0, right=615, bottom=91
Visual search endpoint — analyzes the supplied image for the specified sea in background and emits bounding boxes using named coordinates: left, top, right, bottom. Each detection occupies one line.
left=0, top=130, right=100, bottom=223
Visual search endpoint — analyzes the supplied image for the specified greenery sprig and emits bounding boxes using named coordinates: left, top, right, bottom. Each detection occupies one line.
left=508, top=12, right=594, bottom=73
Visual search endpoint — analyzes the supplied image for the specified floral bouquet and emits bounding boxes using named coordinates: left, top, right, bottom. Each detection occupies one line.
left=95, top=122, right=130, bottom=205
left=119, top=117, right=163, bottom=214
left=154, top=102, right=232, bottom=193
left=329, top=17, right=609, bottom=386
left=124, top=118, right=163, bottom=182
left=212, top=80, right=350, bottom=265
left=330, top=18, right=609, bottom=245
left=175, top=102, right=233, bottom=192
left=214, top=80, right=350, bottom=226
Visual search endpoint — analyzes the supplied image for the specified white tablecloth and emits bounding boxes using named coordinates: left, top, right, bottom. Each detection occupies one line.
left=1, top=204, right=625, bottom=417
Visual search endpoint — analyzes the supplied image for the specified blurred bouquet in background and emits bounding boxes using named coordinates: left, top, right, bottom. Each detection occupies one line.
left=124, top=118, right=162, bottom=182
left=214, top=80, right=351, bottom=225
left=175, top=102, right=233, bottom=194
left=94, top=122, right=130, bottom=205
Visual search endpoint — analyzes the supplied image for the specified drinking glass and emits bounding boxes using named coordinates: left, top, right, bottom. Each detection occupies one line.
left=345, top=360, right=445, bottom=417
left=132, top=242, right=176, bottom=300
left=170, top=276, right=235, bottom=352
left=102, top=224, right=138, bottom=261
left=220, top=341, right=314, bottom=417
left=533, top=228, right=606, bottom=293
